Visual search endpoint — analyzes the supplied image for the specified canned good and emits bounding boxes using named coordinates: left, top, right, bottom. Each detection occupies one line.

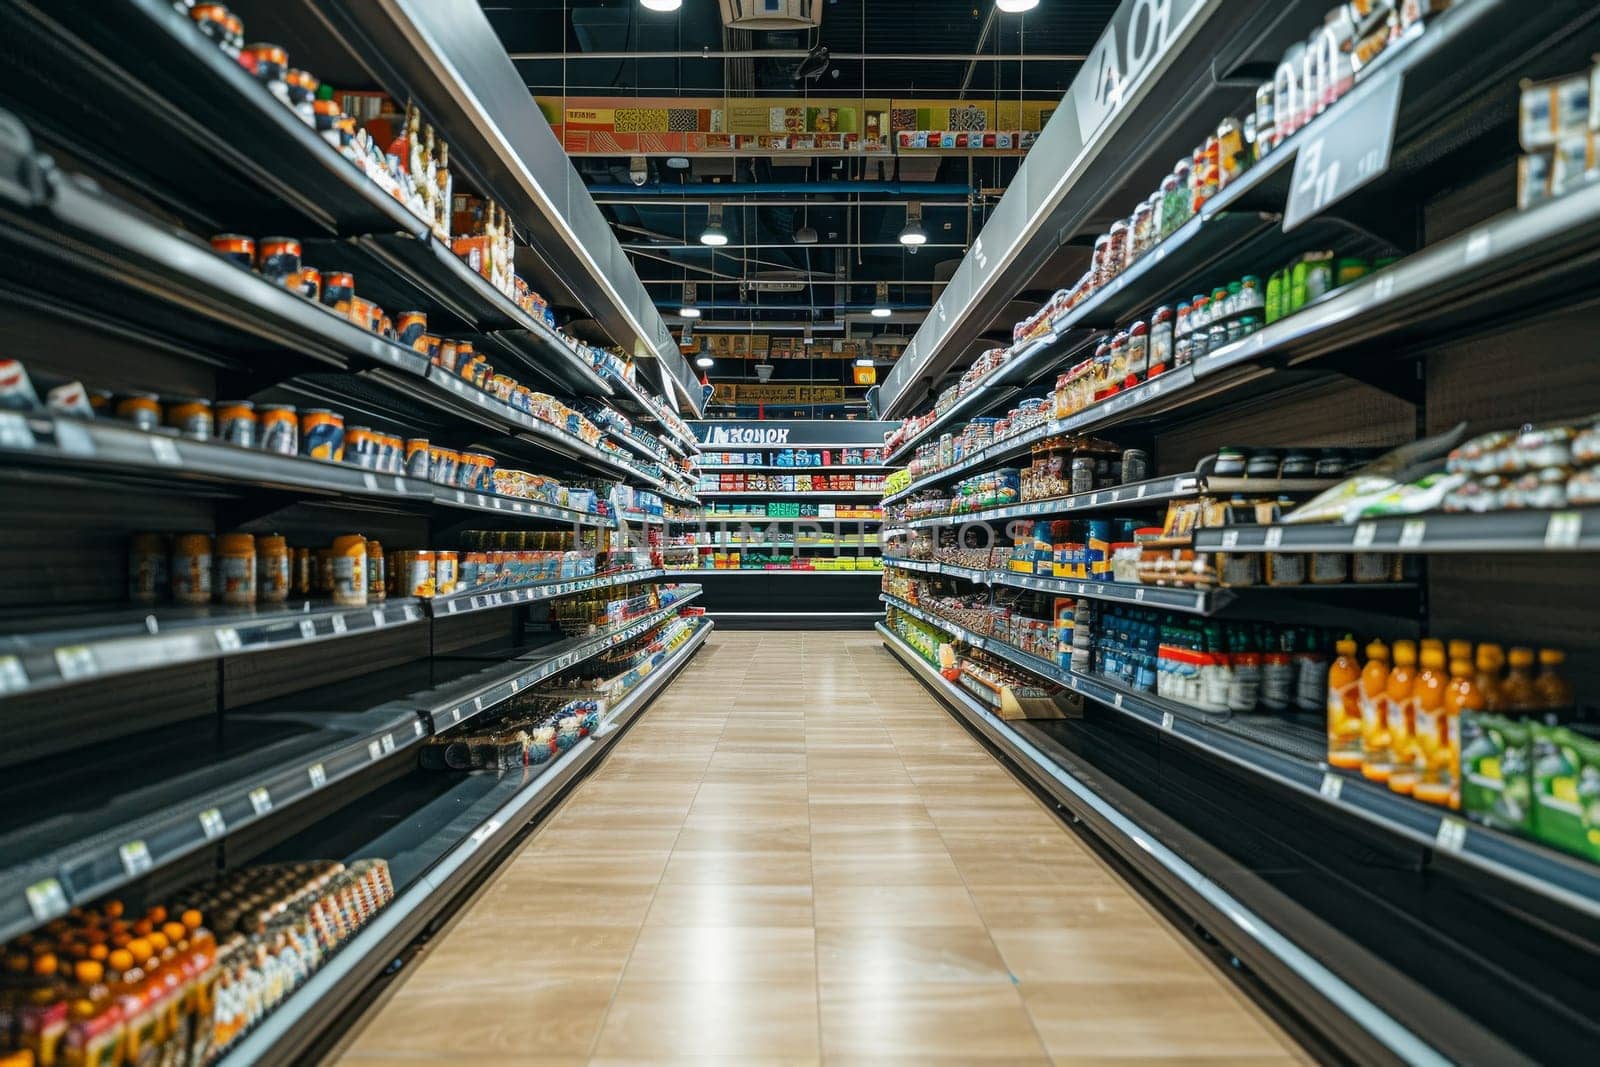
left=316, top=548, right=334, bottom=595
left=216, top=401, right=257, bottom=448
left=378, top=313, right=394, bottom=340
left=456, top=452, right=479, bottom=490
left=259, top=404, right=298, bottom=455
left=435, top=550, right=459, bottom=596
left=128, top=533, right=168, bottom=604
left=397, top=311, right=428, bottom=351
left=404, top=439, right=430, bottom=480
left=322, top=271, right=355, bottom=311
left=191, top=3, right=230, bottom=44
left=215, top=532, right=256, bottom=606
left=313, top=99, right=345, bottom=149
left=258, top=237, right=302, bottom=285
left=436, top=339, right=459, bottom=373
left=166, top=398, right=214, bottom=440
left=284, top=68, right=319, bottom=106
left=429, top=445, right=458, bottom=486
left=1070, top=456, right=1097, bottom=496
left=293, top=546, right=314, bottom=596
left=331, top=534, right=367, bottom=606
left=366, top=539, right=386, bottom=601
left=345, top=425, right=380, bottom=469
left=221, top=13, right=243, bottom=56
left=300, top=408, right=345, bottom=462
left=210, top=233, right=255, bottom=269
left=296, top=266, right=321, bottom=302
left=171, top=533, right=213, bottom=605
left=421, top=335, right=442, bottom=365
left=383, top=434, right=405, bottom=474
left=47, top=382, right=92, bottom=417
left=87, top=389, right=113, bottom=415
left=244, top=42, right=288, bottom=82
left=1121, top=448, right=1151, bottom=484
left=405, top=549, right=436, bottom=596
left=257, top=534, right=290, bottom=604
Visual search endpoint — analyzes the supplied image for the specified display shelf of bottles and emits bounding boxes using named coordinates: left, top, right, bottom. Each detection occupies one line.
left=695, top=489, right=885, bottom=499
left=1193, top=509, right=1600, bottom=554
left=884, top=560, right=1223, bottom=615
left=666, top=568, right=881, bottom=577
left=608, top=373, right=699, bottom=451
left=697, top=463, right=895, bottom=472
left=668, top=514, right=883, bottom=525
left=426, top=568, right=667, bottom=618
left=215, top=617, right=713, bottom=1065
left=668, top=540, right=881, bottom=550
left=0, top=703, right=426, bottom=946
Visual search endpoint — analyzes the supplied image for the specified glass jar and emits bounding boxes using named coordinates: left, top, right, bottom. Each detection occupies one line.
left=1105, top=220, right=1131, bottom=277
left=1092, top=234, right=1113, bottom=289
left=1149, top=306, right=1173, bottom=375
left=1108, top=331, right=1130, bottom=393
left=1217, top=115, right=1246, bottom=188
left=1126, top=320, right=1150, bottom=383
left=1255, top=81, right=1276, bottom=155
left=1131, top=196, right=1158, bottom=259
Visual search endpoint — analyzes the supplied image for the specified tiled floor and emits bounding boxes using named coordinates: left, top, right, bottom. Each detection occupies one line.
left=335, top=630, right=1307, bottom=1066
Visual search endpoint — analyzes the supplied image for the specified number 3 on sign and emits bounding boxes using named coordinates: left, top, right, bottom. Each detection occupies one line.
left=1295, top=138, right=1341, bottom=216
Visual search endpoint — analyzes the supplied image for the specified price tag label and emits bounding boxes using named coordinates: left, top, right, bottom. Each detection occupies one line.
left=454, top=489, right=466, bottom=504
left=1220, top=530, right=1239, bottom=548
left=198, top=808, right=226, bottom=839
left=1463, top=230, right=1492, bottom=266
left=1352, top=522, right=1378, bottom=547
left=0, top=655, right=28, bottom=694
left=248, top=787, right=272, bottom=815
left=361, top=473, right=378, bottom=491
left=1319, top=772, right=1344, bottom=800
left=299, top=619, right=317, bottom=640
left=119, top=840, right=153, bottom=877
left=1398, top=520, right=1427, bottom=548
left=1134, top=588, right=1146, bottom=602
left=308, top=762, right=327, bottom=788
left=468, top=818, right=503, bottom=847
left=215, top=627, right=242, bottom=653
left=1372, top=272, right=1397, bottom=303
left=1435, top=816, right=1468, bottom=853
left=1263, top=528, right=1283, bottom=548
left=473, top=695, right=485, bottom=712
left=372, top=608, right=385, bottom=627
left=1136, top=484, right=1147, bottom=498
left=1545, top=511, right=1583, bottom=548
left=1160, top=710, right=1174, bottom=730
left=0, top=412, right=37, bottom=450
left=367, top=739, right=383, bottom=760
left=25, top=878, right=68, bottom=922
left=54, top=645, right=98, bottom=681
left=380, top=732, right=396, bottom=754
left=149, top=436, right=181, bottom=466
left=451, top=706, right=462, bottom=722
left=331, top=614, right=347, bottom=634
left=412, top=720, right=424, bottom=737
left=1284, top=74, right=1402, bottom=231
left=510, top=677, right=521, bottom=693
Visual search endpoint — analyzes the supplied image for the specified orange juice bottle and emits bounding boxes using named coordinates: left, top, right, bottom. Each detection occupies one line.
left=108, top=943, right=157, bottom=1067
left=1475, top=643, right=1505, bottom=712
left=1386, top=640, right=1420, bottom=795
left=1535, top=648, right=1574, bottom=720
left=60, top=961, right=122, bottom=1067
left=1443, top=657, right=1485, bottom=811
left=1359, top=640, right=1393, bottom=782
left=1326, top=638, right=1363, bottom=769
left=1447, top=640, right=1472, bottom=668
left=1411, top=644, right=1451, bottom=806
left=15, top=953, right=68, bottom=1067
left=1502, top=647, right=1538, bottom=714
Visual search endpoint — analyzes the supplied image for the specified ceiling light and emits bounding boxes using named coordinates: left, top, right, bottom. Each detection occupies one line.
left=995, top=0, right=1040, bottom=12
left=680, top=282, right=701, bottom=318
left=794, top=224, right=818, bottom=244
left=680, top=306, right=701, bottom=318
left=665, top=156, right=690, bottom=169
left=854, top=357, right=874, bottom=368
left=871, top=281, right=892, bottom=317
left=641, top=0, right=682, bottom=11
left=898, top=201, right=927, bottom=246
left=695, top=354, right=714, bottom=368
left=700, top=203, right=728, bottom=246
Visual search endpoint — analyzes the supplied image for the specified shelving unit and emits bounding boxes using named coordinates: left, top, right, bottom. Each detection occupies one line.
left=0, top=1, right=713, bottom=1061
left=870, top=1, right=1600, bottom=1063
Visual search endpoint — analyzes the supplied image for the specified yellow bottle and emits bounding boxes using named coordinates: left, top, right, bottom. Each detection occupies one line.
left=1474, top=643, right=1505, bottom=712
left=1359, top=640, right=1392, bottom=782
left=1502, top=647, right=1538, bottom=714
left=1386, top=641, right=1420, bottom=795
left=1411, top=645, right=1451, bottom=806
left=1442, top=658, right=1484, bottom=812
left=1447, top=639, right=1472, bottom=665
left=60, top=961, right=122, bottom=1067
left=1535, top=648, right=1574, bottom=719
left=1327, top=638, right=1363, bottom=769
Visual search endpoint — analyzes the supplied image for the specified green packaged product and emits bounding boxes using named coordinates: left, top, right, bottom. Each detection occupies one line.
left=1265, top=269, right=1285, bottom=324
left=1460, top=712, right=1534, bottom=833
left=1529, top=724, right=1600, bottom=858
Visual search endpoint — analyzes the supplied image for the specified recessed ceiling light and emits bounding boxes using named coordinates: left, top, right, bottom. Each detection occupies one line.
left=679, top=306, right=702, bottom=318
left=695, top=354, right=714, bottom=368
left=641, top=0, right=682, bottom=12
left=996, top=0, right=1040, bottom=12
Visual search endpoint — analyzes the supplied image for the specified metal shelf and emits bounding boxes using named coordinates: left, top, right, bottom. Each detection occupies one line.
left=667, top=541, right=881, bottom=549
left=666, top=569, right=881, bottom=577
left=695, top=464, right=894, bottom=472
left=694, top=489, right=885, bottom=499
left=426, top=568, right=667, bottom=618
left=607, top=371, right=700, bottom=450
left=668, top=514, right=882, bottom=524
left=0, top=703, right=426, bottom=945
left=884, top=562, right=1224, bottom=615
left=1194, top=509, right=1600, bottom=554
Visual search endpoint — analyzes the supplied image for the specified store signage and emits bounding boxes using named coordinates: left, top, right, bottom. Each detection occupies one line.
left=691, top=419, right=896, bottom=447
left=1283, top=73, right=1403, bottom=231
left=717, top=384, right=847, bottom=404
left=702, top=425, right=793, bottom=445
left=1073, top=0, right=1196, bottom=142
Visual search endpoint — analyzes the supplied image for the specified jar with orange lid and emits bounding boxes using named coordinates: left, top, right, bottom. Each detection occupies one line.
left=215, top=533, right=256, bottom=606
left=331, top=535, right=367, bottom=606
left=366, top=540, right=386, bottom=601
left=166, top=399, right=213, bottom=441
left=402, top=550, right=435, bottom=596
left=435, top=551, right=460, bottom=596
left=170, top=534, right=213, bottom=605
left=128, top=533, right=169, bottom=604
left=115, top=393, right=162, bottom=432
left=256, top=535, right=290, bottom=604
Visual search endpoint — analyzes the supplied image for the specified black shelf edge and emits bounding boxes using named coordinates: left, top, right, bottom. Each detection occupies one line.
left=0, top=705, right=425, bottom=945
left=884, top=564, right=1223, bottom=615
left=667, top=514, right=883, bottom=525
left=696, top=464, right=895, bottom=472
left=1193, top=508, right=1600, bottom=554
left=695, top=489, right=885, bottom=499
left=216, top=619, right=713, bottom=1066
left=425, top=568, right=667, bottom=619
left=664, top=569, right=882, bottom=577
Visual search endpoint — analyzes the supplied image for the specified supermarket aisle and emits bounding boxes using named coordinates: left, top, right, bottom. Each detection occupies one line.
left=335, top=631, right=1305, bottom=1065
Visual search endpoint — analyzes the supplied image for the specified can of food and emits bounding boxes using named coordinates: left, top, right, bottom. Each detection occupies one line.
left=293, top=546, right=314, bottom=595
left=166, top=398, right=214, bottom=440
left=366, top=539, right=386, bottom=601
left=128, top=533, right=168, bottom=604
left=210, top=234, right=256, bottom=269
left=190, top=3, right=230, bottom=43
left=322, top=271, right=355, bottom=311
left=405, top=549, right=436, bottom=596
left=436, top=339, right=459, bottom=373
left=284, top=68, right=319, bottom=106
left=345, top=426, right=379, bottom=469
left=385, top=434, right=406, bottom=474
left=378, top=313, right=394, bottom=340
left=1121, top=448, right=1150, bottom=484
left=258, top=404, right=298, bottom=455
left=171, top=533, right=213, bottom=605
left=331, top=534, right=367, bottom=606
left=313, top=99, right=344, bottom=148
left=295, top=266, right=322, bottom=302
left=300, top=408, right=345, bottom=462
left=431, top=446, right=459, bottom=486
left=256, top=534, right=290, bottom=604
left=216, top=401, right=257, bottom=448
left=456, top=452, right=478, bottom=490
left=87, top=389, right=113, bottom=415
left=396, top=311, right=428, bottom=351
left=258, top=236, right=302, bottom=285
left=244, top=42, right=288, bottom=81
left=421, top=335, right=442, bottom=365
left=220, top=13, right=243, bottom=55
left=435, top=550, right=459, bottom=596
left=1070, top=456, right=1096, bottom=495
left=477, top=453, right=497, bottom=491
left=404, top=439, right=430, bottom=479
left=215, top=532, right=257, bottom=606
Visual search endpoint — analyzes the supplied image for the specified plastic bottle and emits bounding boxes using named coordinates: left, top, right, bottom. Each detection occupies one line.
left=1475, top=643, right=1505, bottom=712
left=1443, top=658, right=1485, bottom=812
left=60, top=960, right=123, bottom=1067
left=15, top=953, right=68, bottom=1067
left=1535, top=649, right=1574, bottom=721
left=1502, top=647, right=1539, bottom=714
left=1385, top=641, right=1420, bottom=795
left=1327, top=637, right=1363, bottom=769
left=1411, top=644, right=1451, bottom=806
left=109, top=943, right=157, bottom=1067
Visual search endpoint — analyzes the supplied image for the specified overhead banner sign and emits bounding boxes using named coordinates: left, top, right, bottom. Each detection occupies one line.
left=713, top=384, right=847, bottom=405
left=692, top=418, right=896, bottom=447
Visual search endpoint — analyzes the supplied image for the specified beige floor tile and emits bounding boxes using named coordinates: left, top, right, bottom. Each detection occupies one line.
left=989, top=927, right=1214, bottom=984
left=812, top=851, right=966, bottom=886
left=1019, top=980, right=1297, bottom=1059
left=406, top=922, right=638, bottom=980
left=344, top=979, right=614, bottom=1058
left=624, top=924, right=816, bottom=983
left=815, top=925, right=1012, bottom=984
left=813, top=883, right=984, bottom=927
left=818, top=982, right=1049, bottom=1061
left=661, top=849, right=816, bottom=885
left=643, top=881, right=815, bottom=927
left=967, top=884, right=1160, bottom=929
left=592, top=979, right=821, bottom=1059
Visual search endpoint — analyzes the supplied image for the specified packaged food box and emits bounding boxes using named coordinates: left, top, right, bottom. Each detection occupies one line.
left=1530, top=723, right=1600, bottom=861
left=1461, top=711, right=1534, bottom=834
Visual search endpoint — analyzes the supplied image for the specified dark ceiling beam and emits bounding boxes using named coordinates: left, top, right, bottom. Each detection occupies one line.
left=625, top=242, right=967, bottom=250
